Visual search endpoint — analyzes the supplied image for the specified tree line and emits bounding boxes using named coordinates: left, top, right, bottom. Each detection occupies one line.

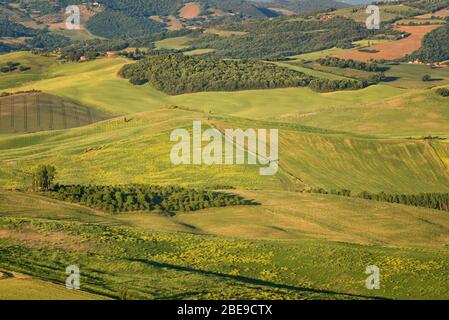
left=308, top=187, right=449, bottom=212
left=409, top=24, right=449, bottom=63
left=47, top=184, right=256, bottom=213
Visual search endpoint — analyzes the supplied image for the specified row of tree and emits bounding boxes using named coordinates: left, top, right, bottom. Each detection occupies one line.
left=308, top=78, right=369, bottom=92
left=308, top=187, right=449, bottom=212
left=47, top=184, right=256, bottom=213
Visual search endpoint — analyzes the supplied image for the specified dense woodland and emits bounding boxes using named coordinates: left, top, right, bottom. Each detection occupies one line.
left=310, top=187, right=449, bottom=212
left=190, top=17, right=381, bottom=59
left=47, top=184, right=256, bottom=213
left=0, top=15, right=37, bottom=37
left=86, top=11, right=165, bottom=39
left=119, top=54, right=313, bottom=94
left=410, top=24, right=449, bottom=63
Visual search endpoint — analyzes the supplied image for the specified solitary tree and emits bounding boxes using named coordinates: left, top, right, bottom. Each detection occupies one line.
left=32, top=165, right=56, bottom=191
left=422, top=74, right=432, bottom=82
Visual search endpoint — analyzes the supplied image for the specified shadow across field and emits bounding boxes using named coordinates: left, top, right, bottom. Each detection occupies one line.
left=129, top=258, right=387, bottom=300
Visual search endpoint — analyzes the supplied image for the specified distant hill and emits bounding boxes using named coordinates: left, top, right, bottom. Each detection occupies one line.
left=268, top=0, right=349, bottom=14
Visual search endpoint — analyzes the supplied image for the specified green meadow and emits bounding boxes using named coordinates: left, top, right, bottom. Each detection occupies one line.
left=286, top=88, right=449, bottom=137
left=1, top=191, right=449, bottom=300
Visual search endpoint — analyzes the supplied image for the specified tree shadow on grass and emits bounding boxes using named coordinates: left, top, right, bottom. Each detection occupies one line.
left=128, top=258, right=389, bottom=300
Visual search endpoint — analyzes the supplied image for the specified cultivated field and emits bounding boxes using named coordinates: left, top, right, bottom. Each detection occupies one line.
left=337, top=25, right=442, bottom=61
left=179, top=3, right=202, bottom=19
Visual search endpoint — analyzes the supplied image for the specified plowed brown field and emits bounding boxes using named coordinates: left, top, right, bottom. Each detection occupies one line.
left=179, top=3, right=201, bottom=19
left=336, top=25, right=442, bottom=61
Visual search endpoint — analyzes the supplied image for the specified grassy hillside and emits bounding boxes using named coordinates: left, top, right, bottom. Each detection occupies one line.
left=1, top=190, right=449, bottom=300
left=116, top=189, right=449, bottom=248
left=0, top=273, right=104, bottom=300
left=1, top=108, right=449, bottom=194
left=0, top=52, right=57, bottom=90
left=4, top=52, right=411, bottom=124
left=0, top=92, right=112, bottom=134
left=0, top=109, right=284, bottom=190
left=284, top=89, right=449, bottom=137
left=212, top=116, right=449, bottom=193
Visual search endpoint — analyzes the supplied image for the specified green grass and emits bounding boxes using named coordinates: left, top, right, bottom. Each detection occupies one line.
left=183, top=49, right=216, bottom=56
left=1, top=191, right=449, bottom=300
left=0, top=52, right=57, bottom=90
left=168, top=85, right=406, bottom=120
left=50, top=29, right=101, bottom=41
left=288, top=47, right=347, bottom=61
left=384, top=63, right=449, bottom=89
left=0, top=276, right=105, bottom=300
left=2, top=50, right=449, bottom=300
left=297, top=62, right=449, bottom=90
left=284, top=89, right=449, bottom=137
left=155, top=36, right=193, bottom=50
left=272, top=61, right=350, bottom=80
left=211, top=116, right=449, bottom=193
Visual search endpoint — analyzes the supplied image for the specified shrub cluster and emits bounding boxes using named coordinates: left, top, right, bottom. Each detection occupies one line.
left=436, top=88, right=449, bottom=97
